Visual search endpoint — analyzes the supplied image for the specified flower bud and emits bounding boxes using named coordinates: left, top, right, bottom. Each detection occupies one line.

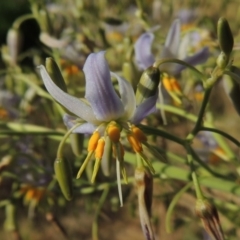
left=135, top=167, right=155, bottom=240
left=122, top=61, right=139, bottom=91
left=222, top=66, right=240, bottom=115
left=216, top=52, right=228, bottom=69
left=38, top=9, right=53, bottom=33
left=195, top=198, right=224, bottom=240
left=136, top=66, right=160, bottom=106
left=46, top=57, right=67, bottom=92
left=6, top=28, right=23, bottom=65
left=54, top=157, right=73, bottom=201
left=4, top=203, right=17, bottom=231
left=217, top=18, right=233, bottom=58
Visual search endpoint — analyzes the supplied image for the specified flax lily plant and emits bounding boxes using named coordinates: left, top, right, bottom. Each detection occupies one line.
left=38, top=51, right=158, bottom=208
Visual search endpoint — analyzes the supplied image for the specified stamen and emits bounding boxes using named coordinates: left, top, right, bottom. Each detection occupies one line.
left=115, top=142, right=128, bottom=184
left=76, top=151, right=94, bottom=179
left=116, top=159, right=123, bottom=207
left=127, top=134, right=143, bottom=152
left=87, top=131, right=100, bottom=152
left=95, top=138, right=105, bottom=159
left=91, top=159, right=101, bottom=183
left=91, top=138, right=105, bottom=183
left=132, top=126, right=147, bottom=142
left=170, top=77, right=182, bottom=95
left=107, top=123, right=121, bottom=143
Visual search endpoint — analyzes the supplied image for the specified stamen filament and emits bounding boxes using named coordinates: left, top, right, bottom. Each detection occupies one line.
left=116, top=159, right=123, bottom=207
left=76, top=151, right=94, bottom=179
left=91, top=158, right=101, bottom=183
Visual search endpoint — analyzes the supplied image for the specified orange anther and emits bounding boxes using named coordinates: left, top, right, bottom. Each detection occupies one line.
left=132, top=126, right=147, bottom=142
left=70, top=65, right=79, bottom=75
left=25, top=188, right=36, bottom=201
left=162, top=76, right=173, bottom=91
left=127, top=134, right=142, bottom=153
left=107, top=124, right=121, bottom=143
left=170, top=77, right=182, bottom=93
left=95, top=138, right=105, bottom=159
left=87, top=131, right=100, bottom=152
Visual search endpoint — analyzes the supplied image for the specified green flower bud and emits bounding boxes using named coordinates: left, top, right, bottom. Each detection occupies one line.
left=223, top=66, right=240, bottom=115
left=6, top=28, right=23, bottom=65
left=216, top=52, right=228, bottom=69
left=135, top=66, right=160, bottom=106
left=195, top=198, right=224, bottom=240
left=38, top=9, right=53, bottom=33
left=46, top=58, right=67, bottom=92
left=54, top=157, right=73, bottom=201
left=217, top=18, right=234, bottom=58
left=4, top=204, right=17, bottom=231
left=122, top=61, right=139, bottom=91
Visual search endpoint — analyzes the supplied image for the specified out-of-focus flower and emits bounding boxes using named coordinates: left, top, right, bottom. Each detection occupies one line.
left=134, top=19, right=209, bottom=108
left=38, top=51, right=157, bottom=206
left=196, top=131, right=228, bottom=163
left=134, top=19, right=209, bottom=75
left=0, top=90, right=20, bottom=119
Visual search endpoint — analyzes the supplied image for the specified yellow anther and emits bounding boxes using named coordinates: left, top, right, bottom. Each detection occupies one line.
left=25, top=188, right=35, bottom=202
left=181, top=23, right=195, bottom=31
left=107, top=123, right=121, bottom=143
left=163, top=76, right=182, bottom=95
left=131, top=126, right=147, bottom=142
left=87, top=131, right=100, bottom=152
left=127, top=134, right=142, bottom=153
left=162, top=76, right=173, bottom=91
left=95, top=138, right=105, bottom=159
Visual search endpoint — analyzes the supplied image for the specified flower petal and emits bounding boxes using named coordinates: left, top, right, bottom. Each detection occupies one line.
left=173, top=47, right=209, bottom=75
left=63, top=114, right=96, bottom=134
left=161, top=19, right=181, bottom=58
left=134, top=32, right=155, bottom=70
left=131, top=93, right=158, bottom=124
left=110, top=72, right=136, bottom=120
left=83, top=52, right=125, bottom=122
left=38, top=65, right=98, bottom=123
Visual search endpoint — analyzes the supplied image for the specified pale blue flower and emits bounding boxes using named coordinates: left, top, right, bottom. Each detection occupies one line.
left=134, top=19, right=209, bottom=75
left=38, top=51, right=158, bottom=206
left=38, top=51, right=157, bottom=133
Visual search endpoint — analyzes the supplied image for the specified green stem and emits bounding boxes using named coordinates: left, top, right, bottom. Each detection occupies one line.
left=153, top=58, right=206, bottom=80
left=56, top=123, right=82, bottom=158
left=0, top=130, right=64, bottom=136
left=187, top=87, right=212, bottom=140
left=185, top=144, right=204, bottom=199
left=189, top=146, right=230, bottom=180
left=138, top=124, right=185, bottom=145
left=92, top=184, right=110, bottom=240
left=165, top=182, right=192, bottom=233
left=12, top=14, right=35, bottom=29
